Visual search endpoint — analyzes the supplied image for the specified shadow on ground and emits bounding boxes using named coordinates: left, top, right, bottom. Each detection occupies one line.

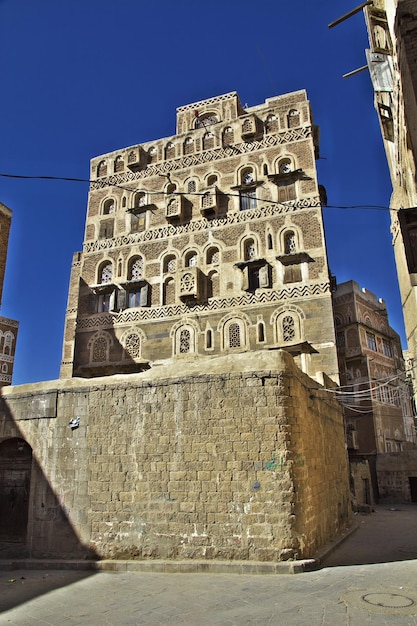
left=321, top=504, right=417, bottom=567
left=0, top=569, right=97, bottom=613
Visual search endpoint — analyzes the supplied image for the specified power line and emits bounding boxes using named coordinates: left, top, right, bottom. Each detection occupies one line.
left=0, top=172, right=398, bottom=211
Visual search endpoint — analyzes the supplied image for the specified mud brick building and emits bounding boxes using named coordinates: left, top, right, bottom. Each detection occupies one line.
left=61, top=90, right=339, bottom=384
left=0, top=91, right=353, bottom=562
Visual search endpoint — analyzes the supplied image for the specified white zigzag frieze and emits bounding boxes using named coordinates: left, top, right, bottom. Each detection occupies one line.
left=90, top=128, right=312, bottom=190
left=76, top=282, right=330, bottom=330
left=176, top=92, right=238, bottom=112
left=83, top=197, right=321, bottom=254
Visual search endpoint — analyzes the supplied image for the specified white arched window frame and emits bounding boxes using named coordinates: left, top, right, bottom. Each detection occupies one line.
left=218, top=315, right=249, bottom=352
left=98, top=261, right=113, bottom=284
left=102, top=198, right=116, bottom=215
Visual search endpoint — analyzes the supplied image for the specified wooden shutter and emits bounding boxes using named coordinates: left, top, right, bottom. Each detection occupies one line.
left=140, top=283, right=149, bottom=307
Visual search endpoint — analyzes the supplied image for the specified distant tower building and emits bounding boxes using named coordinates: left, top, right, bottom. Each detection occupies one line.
left=61, top=90, right=339, bottom=383
left=0, top=202, right=19, bottom=387
left=333, top=280, right=416, bottom=502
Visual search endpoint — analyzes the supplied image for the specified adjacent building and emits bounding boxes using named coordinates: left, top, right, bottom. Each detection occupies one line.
left=0, top=202, right=18, bottom=387
left=333, top=280, right=416, bottom=502
left=363, top=0, right=417, bottom=400
left=61, top=90, right=339, bottom=384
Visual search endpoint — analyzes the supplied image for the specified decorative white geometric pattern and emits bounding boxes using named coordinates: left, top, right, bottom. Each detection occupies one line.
left=84, top=196, right=321, bottom=254
left=124, top=333, right=141, bottom=358
left=76, top=282, right=330, bottom=330
left=180, top=272, right=196, bottom=294
left=90, top=128, right=312, bottom=191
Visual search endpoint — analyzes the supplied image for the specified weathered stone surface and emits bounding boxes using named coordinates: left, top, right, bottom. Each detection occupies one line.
left=0, top=351, right=350, bottom=561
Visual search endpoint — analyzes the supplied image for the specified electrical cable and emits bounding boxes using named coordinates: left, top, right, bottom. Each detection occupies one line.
left=0, top=172, right=400, bottom=211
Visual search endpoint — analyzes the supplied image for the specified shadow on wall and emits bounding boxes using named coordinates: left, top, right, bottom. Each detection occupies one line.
left=0, top=394, right=98, bottom=562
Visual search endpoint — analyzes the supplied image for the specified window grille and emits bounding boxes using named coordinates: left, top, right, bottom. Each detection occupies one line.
left=179, top=329, right=191, bottom=353
left=245, top=240, right=256, bottom=260
left=207, top=248, right=219, bottom=264
left=130, top=257, right=143, bottom=280
left=229, top=322, right=241, bottom=348
left=92, top=337, right=107, bottom=362
left=188, top=180, right=196, bottom=193
left=284, top=232, right=297, bottom=254
left=125, top=333, right=141, bottom=359
left=100, top=263, right=113, bottom=284
left=167, top=198, right=179, bottom=216
left=283, top=316, right=295, bottom=342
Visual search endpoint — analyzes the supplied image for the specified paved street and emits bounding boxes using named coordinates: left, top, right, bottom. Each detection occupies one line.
left=0, top=506, right=416, bottom=625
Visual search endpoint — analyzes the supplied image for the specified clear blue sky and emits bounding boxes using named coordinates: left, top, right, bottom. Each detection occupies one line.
left=0, top=0, right=400, bottom=385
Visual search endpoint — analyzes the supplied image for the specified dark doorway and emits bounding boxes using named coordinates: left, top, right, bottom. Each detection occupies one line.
left=0, top=438, right=32, bottom=542
left=363, top=477, right=371, bottom=505
left=409, top=477, right=417, bottom=503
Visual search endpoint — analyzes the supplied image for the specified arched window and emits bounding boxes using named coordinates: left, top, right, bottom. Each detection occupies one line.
left=129, top=256, right=144, bottom=280
left=239, top=168, right=257, bottom=211
left=206, top=329, right=213, bottom=349
left=165, top=142, right=176, bottom=160
left=265, top=114, right=278, bottom=133
left=267, top=233, right=273, bottom=250
left=241, top=167, right=255, bottom=185
left=163, top=255, right=177, bottom=273
left=103, top=199, right=116, bottom=215
left=179, top=328, right=191, bottom=353
left=99, top=262, right=113, bottom=284
left=163, top=278, right=175, bottom=305
left=167, top=183, right=176, bottom=195
left=148, top=147, right=157, bottom=163
left=97, top=161, right=107, bottom=177
left=122, top=197, right=127, bottom=208
left=185, top=251, right=197, bottom=267
left=123, top=332, right=142, bottom=359
left=3, top=332, right=14, bottom=355
left=282, top=315, right=296, bottom=342
left=172, top=324, right=196, bottom=355
left=117, top=259, right=123, bottom=277
left=1, top=363, right=7, bottom=373
left=222, top=127, right=234, bottom=145
left=203, top=132, right=215, bottom=150
left=284, top=231, right=297, bottom=254
left=91, top=335, right=108, bottom=363
left=195, top=113, right=218, bottom=129
left=257, top=322, right=265, bottom=343
left=114, top=155, right=124, bottom=173
left=244, top=238, right=257, bottom=261
left=188, top=180, right=196, bottom=193
left=288, top=109, right=300, bottom=128
left=183, top=137, right=194, bottom=155
left=228, top=322, right=241, bottom=348
left=207, top=271, right=219, bottom=299
left=207, top=174, right=218, bottom=187
left=134, top=192, right=147, bottom=208
left=128, top=150, right=136, bottom=164
left=278, top=158, right=293, bottom=174
left=207, top=247, right=219, bottom=265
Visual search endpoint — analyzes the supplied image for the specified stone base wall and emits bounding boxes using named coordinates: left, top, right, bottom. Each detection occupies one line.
left=0, top=351, right=351, bottom=561
left=376, top=451, right=417, bottom=502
